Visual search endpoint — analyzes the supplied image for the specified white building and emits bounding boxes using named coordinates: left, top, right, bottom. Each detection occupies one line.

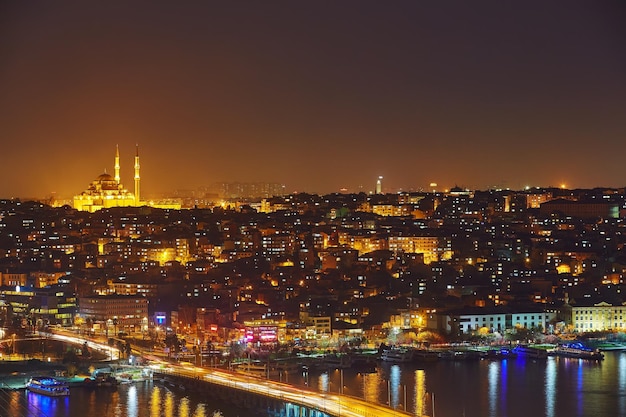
left=439, top=306, right=556, bottom=335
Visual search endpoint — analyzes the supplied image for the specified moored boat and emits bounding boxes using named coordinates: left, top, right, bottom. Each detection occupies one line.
left=323, top=353, right=354, bottom=369
left=486, top=348, right=517, bottom=360
left=26, top=377, right=70, bottom=397
left=381, top=347, right=414, bottom=363
left=235, top=362, right=280, bottom=378
left=412, top=349, right=440, bottom=363
left=512, top=345, right=548, bottom=360
left=437, top=350, right=455, bottom=360
left=551, top=343, right=604, bottom=361
left=272, top=360, right=302, bottom=373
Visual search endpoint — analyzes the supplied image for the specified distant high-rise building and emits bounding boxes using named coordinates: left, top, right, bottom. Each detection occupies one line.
left=134, top=145, right=140, bottom=206
left=209, top=182, right=286, bottom=199
left=376, top=176, right=383, bottom=194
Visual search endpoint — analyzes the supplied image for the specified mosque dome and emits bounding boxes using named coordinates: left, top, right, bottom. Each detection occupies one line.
left=97, top=173, right=114, bottom=182
left=92, top=172, right=119, bottom=191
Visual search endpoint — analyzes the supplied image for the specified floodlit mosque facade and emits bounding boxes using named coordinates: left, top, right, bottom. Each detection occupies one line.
left=73, top=146, right=181, bottom=212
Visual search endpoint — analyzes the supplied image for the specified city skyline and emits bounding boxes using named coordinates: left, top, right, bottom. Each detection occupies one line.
left=1, top=2, right=625, bottom=198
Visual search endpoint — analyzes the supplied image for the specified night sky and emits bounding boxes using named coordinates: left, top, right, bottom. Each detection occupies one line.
left=1, top=2, right=625, bottom=198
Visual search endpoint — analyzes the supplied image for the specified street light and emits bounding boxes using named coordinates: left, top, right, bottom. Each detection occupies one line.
left=340, top=368, right=344, bottom=395
left=303, top=367, right=309, bottom=387
left=141, top=317, right=148, bottom=340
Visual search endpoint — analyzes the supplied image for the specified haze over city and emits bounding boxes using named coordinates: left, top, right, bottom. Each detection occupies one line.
left=1, top=2, right=625, bottom=198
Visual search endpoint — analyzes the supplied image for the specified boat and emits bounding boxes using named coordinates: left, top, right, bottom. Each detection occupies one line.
left=486, top=348, right=517, bottom=360
left=235, top=362, right=280, bottom=378
left=381, top=347, right=414, bottom=363
left=459, top=350, right=483, bottom=361
left=512, top=345, right=548, bottom=360
left=84, top=372, right=118, bottom=388
left=272, top=360, right=302, bottom=373
left=323, top=353, right=354, bottom=369
left=551, top=343, right=604, bottom=361
left=412, top=349, right=439, bottom=363
left=26, top=377, right=70, bottom=397
left=437, top=350, right=455, bottom=360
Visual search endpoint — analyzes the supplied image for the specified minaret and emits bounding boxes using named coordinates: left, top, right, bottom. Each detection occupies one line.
left=134, top=145, right=140, bottom=205
left=114, top=145, right=121, bottom=184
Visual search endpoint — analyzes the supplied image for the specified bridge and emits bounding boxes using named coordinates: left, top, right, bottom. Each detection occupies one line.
left=154, top=365, right=414, bottom=417
left=41, top=331, right=121, bottom=360
left=40, top=330, right=415, bottom=416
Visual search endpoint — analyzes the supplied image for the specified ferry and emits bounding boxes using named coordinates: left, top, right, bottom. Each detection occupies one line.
left=26, top=377, right=70, bottom=397
left=551, top=343, right=604, bottom=361
left=512, top=345, right=548, bottom=360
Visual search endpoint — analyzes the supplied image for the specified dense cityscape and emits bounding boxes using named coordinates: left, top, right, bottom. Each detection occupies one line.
left=2, top=3, right=625, bottom=415
left=3, top=178, right=626, bottom=356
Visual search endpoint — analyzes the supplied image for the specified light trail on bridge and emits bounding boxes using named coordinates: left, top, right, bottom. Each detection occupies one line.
left=44, top=329, right=416, bottom=416
left=42, top=331, right=120, bottom=361
left=159, top=364, right=415, bottom=417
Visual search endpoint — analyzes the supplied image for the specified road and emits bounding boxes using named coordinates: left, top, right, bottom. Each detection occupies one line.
left=42, top=331, right=120, bottom=361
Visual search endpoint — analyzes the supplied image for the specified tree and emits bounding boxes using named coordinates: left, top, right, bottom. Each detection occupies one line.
left=505, top=326, right=536, bottom=343
left=229, top=342, right=244, bottom=360
left=81, top=341, right=91, bottom=358
left=164, top=333, right=180, bottom=353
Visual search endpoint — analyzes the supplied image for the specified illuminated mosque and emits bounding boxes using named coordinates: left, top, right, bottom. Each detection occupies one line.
left=73, top=146, right=180, bottom=212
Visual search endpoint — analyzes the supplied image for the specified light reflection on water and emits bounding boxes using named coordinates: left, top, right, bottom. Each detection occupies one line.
left=148, top=386, right=211, bottom=417
left=545, top=357, right=556, bottom=417
left=296, top=351, right=626, bottom=417
left=389, top=364, right=400, bottom=409
left=4, top=382, right=237, bottom=417
left=25, top=390, right=70, bottom=416
left=150, top=385, right=161, bottom=417
left=500, top=357, right=507, bottom=413
left=362, top=370, right=379, bottom=405
left=414, top=369, right=426, bottom=416
left=7, top=352, right=626, bottom=417
left=164, top=389, right=175, bottom=417
left=488, top=360, right=498, bottom=417
left=179, top=396, right=189, bottom=417
left=318, top=371, right=329, bottom=392
left=126, top=385, right=138, bottom=417
left=619, top=354, right=626, bottom=413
